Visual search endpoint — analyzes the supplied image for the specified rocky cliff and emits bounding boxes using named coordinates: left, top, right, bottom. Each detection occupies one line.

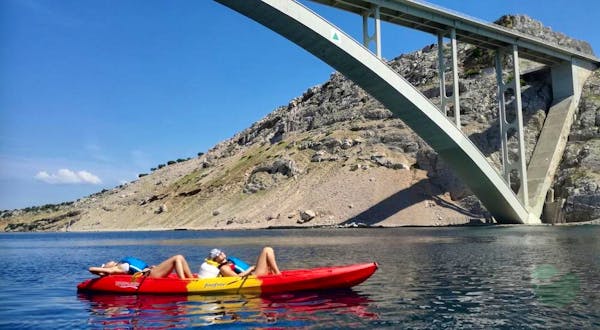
left=2, top=15, right=598, bottom=231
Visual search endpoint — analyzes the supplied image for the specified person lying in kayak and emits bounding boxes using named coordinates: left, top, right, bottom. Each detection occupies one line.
left=200, top=247, right=281, bottom=278
left=89, top=255, right=194, bottom=279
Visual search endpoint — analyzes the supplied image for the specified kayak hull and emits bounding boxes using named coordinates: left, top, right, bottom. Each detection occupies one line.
left=77, top=262, right=377, bottom=294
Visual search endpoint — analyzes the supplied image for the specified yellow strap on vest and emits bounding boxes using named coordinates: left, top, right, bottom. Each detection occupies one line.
left=131, top=268, right=151, bottom=282
left=131, top=271, right=143, bottom=282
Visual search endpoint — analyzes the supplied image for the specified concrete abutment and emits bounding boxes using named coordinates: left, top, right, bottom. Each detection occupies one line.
left=525, top=60, right=595, bottom=222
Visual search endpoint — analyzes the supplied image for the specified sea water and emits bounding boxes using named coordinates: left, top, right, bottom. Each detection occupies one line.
left=0, top=227, right=598, bottom=329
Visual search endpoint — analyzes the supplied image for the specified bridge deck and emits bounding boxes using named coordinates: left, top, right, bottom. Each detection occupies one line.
left=310, top=0, right=600, bottom=67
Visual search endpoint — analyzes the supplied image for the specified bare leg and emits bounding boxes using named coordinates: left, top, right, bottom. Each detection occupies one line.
left=148, top=255, right=193, bottom=279
left=254, top=247, right=281, bottom=276
left=173, top=255, right=194, bottom=278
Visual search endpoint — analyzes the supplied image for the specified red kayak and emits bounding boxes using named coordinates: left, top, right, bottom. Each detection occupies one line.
left=77, top=262, right=377, bottom=294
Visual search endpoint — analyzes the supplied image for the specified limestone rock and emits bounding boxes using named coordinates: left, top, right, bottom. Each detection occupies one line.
left=494, top=15, right=594, bottom=55
left=340, top=138, right=355, bottom=149
left=311, top=151, right=339, bottom=162
left=298, top=210, right=316, bottom=223
left=265, top=214, right=279, bottom=221
left=244, top=158, right=300, bottom=193
left=370, top=154, right=408, bottom=170
left=156, top=204, right=168, bottom=214
left=565, top=193, right=600, bottom=222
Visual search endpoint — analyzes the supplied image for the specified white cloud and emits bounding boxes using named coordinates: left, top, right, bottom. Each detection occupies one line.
left=34, top=169, right=102, bottom=185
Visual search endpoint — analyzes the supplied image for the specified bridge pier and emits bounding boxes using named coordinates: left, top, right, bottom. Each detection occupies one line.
left=437, top=29, right=461, bottom=129
left=495, top=45, right=529, bottom=209
left=362, top=6, right=381, bottom=59
left=525, top=58, right=595, bottom=221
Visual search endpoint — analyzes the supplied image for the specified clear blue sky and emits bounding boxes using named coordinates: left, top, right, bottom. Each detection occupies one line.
left=1, top=0, right=598, bottom=210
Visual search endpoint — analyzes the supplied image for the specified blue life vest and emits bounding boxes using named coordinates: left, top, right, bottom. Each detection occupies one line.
left=120, top=256, right=149, bottom=274
left=228, top=256, right=250, bottom=274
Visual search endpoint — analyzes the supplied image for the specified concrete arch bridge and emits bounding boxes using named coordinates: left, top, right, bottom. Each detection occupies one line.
left=215, top=0, right=600, bottom=224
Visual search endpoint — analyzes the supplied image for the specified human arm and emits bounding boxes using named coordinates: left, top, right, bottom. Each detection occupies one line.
left=88, top=264, right=127, bottom=276
left=237, top=265, right=256, bottom=277
left=218, top=262, right=256, bottom=277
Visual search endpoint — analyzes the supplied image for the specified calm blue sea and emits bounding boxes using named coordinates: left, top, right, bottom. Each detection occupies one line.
left=0, top=227, right=599, bottom=329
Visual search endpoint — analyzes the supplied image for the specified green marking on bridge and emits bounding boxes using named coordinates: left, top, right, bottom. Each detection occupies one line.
left=330, top=29, right=341, bottom=44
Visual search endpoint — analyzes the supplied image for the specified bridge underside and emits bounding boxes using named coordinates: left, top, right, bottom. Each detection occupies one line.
left=216, top=0, right=531, bottom=223
left=310, top=0, right=599, bottom=66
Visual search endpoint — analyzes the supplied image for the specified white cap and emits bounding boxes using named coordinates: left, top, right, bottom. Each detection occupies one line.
left=209, top=248, right=223, bottom=259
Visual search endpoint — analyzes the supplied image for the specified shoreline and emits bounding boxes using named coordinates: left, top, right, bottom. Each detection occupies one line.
left=7, top=219, right=597, bottom=233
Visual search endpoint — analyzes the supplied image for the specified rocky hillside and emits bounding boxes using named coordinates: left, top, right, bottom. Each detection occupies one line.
left=2, top=15, right=598, bottom=231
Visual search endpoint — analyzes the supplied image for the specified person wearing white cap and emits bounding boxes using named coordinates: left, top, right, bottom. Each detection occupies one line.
left=207, top=247, right=281, bottom=277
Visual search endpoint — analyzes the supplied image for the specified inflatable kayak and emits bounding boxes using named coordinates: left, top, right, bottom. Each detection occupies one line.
left=77, top=262, right=377, bottom=294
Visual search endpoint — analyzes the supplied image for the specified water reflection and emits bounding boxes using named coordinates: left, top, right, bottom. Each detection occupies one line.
left=78, top=289, right=377, bottom=328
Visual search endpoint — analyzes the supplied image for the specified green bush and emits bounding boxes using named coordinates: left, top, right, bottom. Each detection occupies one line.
left=138, top=173, right=148, bottom=178
left=464, top=68, right=481, bottom=77
left=167, top=160, right=176, bottom=165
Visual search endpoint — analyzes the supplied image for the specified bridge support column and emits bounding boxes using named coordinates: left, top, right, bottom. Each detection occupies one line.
left=551, top=58, right=595, bottom=104
left=362, top=6, right=381, bottom=59
left=525, top=58, right=595, bottom=221
left=437, top=29, right=461, bottom=129
left=495, top=45, right=529, bottom=209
